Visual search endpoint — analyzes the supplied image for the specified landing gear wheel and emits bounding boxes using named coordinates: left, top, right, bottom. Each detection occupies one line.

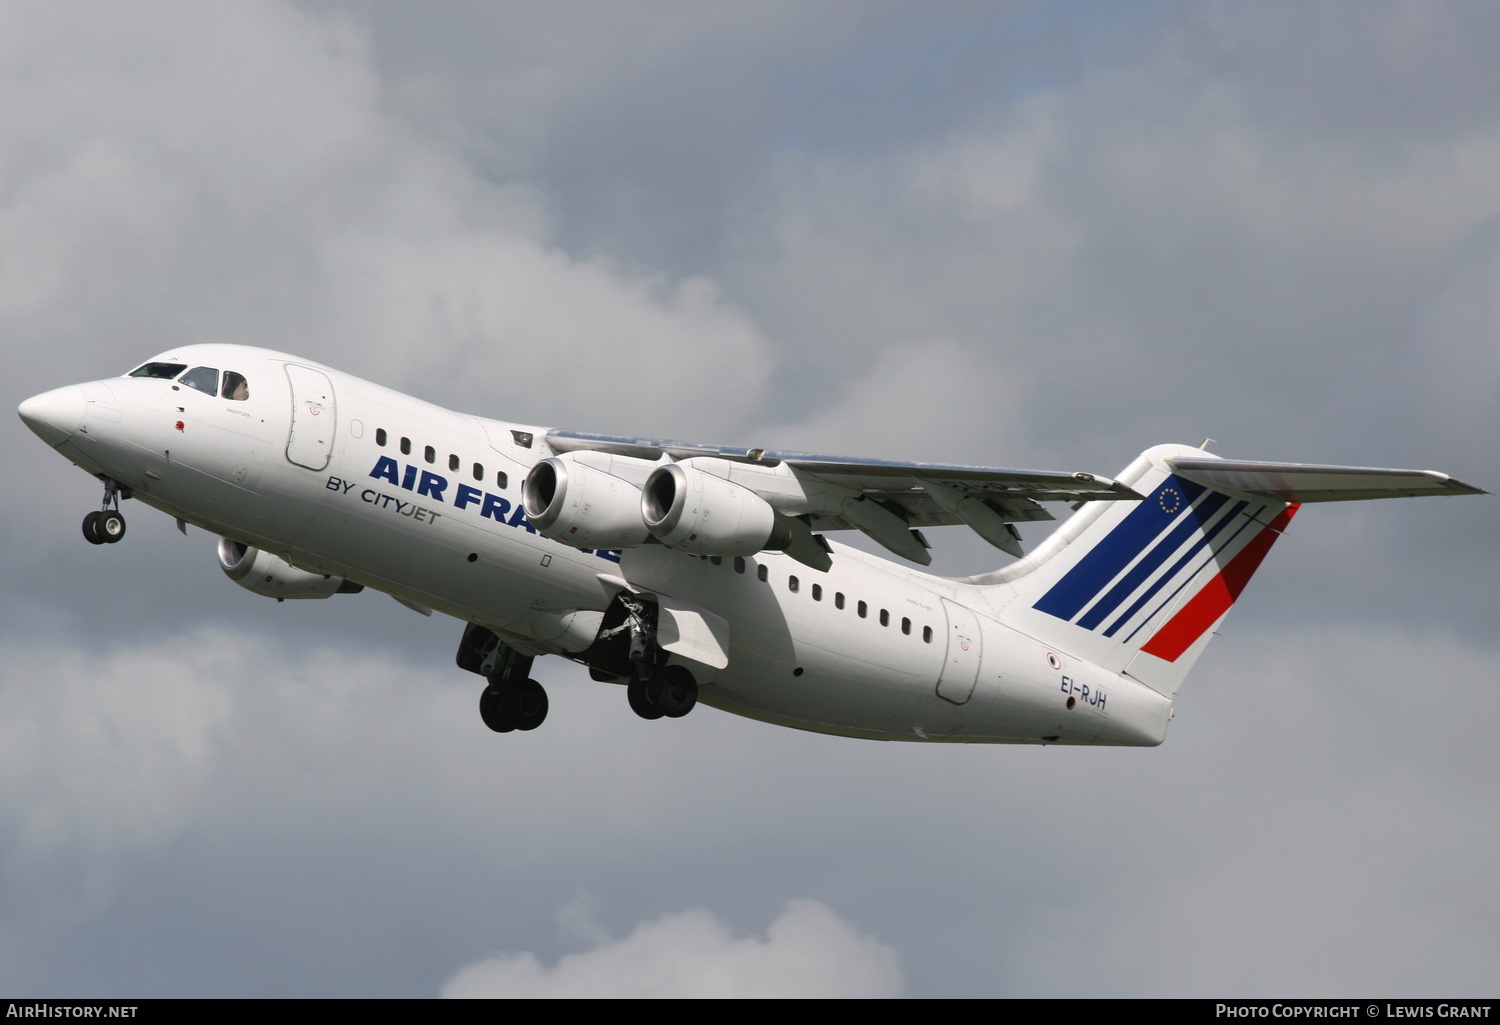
left=650, top=665, right=698, bottom=719
left=502, top=679, right=548, bottom=731
left=479, top=687, right=515, bottom=733
left=96, top=510, right=126, bottom=543
left=82, top=511, right=106, bottom=545
left=627, top=678, right=664, bottom=720
left=83, top=479, right=131, bottom=545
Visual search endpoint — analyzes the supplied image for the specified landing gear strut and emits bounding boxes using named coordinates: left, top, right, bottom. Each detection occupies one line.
left=457, top=623, right=549, bottom=733
left=82, top=478, right=129, bottom=545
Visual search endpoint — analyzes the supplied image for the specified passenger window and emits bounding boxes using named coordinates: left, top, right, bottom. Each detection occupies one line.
left=424, top=445, right=436, bottom=464
left=857, top=601, right=867, bottom=619
left=179, top=367, right=219, bottom=396
left=757, top=565, right=768, bottom=582
left=835, top=592, right=845, bottom=610
left=901, top=617, right=911, bottom=635
left=880, top=609, right=890, bottom=627
left=221, top=371, right=249, bottom=400
left=709, top=556, right=722, bottom=566
left=788, top=576, right=799, bottom=593
left=497, top=471, right=509, bottom=489
left=473, top=463, right=484, bottom=481
left=376, top=429, right=387, bottom=447
left=449, top=454, right=460, bottom=472
left=400, top=437, right=411, bottom=455
left=923, top=626, right=933, bottom=643
left=812, top=584, right=822, bottom=601
left=128, top=362, right=187, bottom=380
left=734, top=557, right=745, bottom=574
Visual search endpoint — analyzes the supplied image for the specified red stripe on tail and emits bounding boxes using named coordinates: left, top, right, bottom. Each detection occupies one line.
left=1140, top=504, right=1300, bottom=663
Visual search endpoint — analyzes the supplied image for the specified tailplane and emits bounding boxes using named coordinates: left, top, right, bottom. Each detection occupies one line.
left=970, top=444, right=1483, bottom=697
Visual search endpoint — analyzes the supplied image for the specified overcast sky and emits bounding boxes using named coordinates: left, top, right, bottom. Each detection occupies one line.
left=2, top=0, right=1496, bottom=998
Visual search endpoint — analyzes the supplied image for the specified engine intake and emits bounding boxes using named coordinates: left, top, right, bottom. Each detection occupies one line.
left=522, top=453, right=653, bottom=550
left=218, top=538, right=363, bottom=600
left=642, top=461, right=792, bottom=556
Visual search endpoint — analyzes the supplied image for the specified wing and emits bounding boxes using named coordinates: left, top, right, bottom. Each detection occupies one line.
left=544, top=430, right=1141, bottom=564
left=1167, top=458, right=1487, bottom=502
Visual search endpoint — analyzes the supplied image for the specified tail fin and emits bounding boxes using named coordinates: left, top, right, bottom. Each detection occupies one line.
left=978, top=443, right=1482, bottom=696
left=980, top=444, right=1297, bottom=698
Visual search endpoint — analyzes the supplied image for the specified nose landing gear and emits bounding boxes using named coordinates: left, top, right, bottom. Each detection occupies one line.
left=82, top=479, right=130, bottom=545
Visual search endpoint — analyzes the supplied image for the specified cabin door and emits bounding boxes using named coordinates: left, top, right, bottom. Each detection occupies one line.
left=284, top=364, right=337, bottom=471
left=937, top=599, right=982, bottom=704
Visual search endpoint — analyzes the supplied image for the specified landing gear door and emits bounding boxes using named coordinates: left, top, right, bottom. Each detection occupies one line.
left=285, top=365, right=336, bottom=471
left=656, top=599, right=731, bottom=670
left=937, top=599, right=982, bottom=705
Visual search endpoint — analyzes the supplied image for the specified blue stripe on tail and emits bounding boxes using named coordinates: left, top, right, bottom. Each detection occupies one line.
left=1032, top=476, right=1205, bottom=622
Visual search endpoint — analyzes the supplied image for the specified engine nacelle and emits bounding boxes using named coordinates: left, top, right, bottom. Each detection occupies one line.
left=642, top=459, right=792, bottom=556
left=522, top=452, right=654, bottom=550
left=218, top=538, right=364, bottom=600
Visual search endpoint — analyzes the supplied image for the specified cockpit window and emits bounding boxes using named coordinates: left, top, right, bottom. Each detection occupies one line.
left=129, top=362, right=187, bottom=380
left=221, top=371, right=249, bottom=401
left=179, top=367, right=219, bottom=396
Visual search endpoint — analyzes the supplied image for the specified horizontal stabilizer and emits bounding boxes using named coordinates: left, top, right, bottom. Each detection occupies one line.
left=1168, top=458, right=1487, bottom=503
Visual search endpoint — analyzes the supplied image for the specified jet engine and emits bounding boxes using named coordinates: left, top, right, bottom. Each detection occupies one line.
left=218, top=538, right=364, bottom=600
left=642, top=460, right=793, bottom=556
left=522, top=452, right=655, bottom=549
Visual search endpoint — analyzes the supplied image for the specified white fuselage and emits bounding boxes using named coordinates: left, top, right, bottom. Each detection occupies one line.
left=23, top=344, right=1173, bottom=746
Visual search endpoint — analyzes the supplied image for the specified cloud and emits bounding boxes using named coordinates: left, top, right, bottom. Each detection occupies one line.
left=718, top=3, right=1500, bottom=480
left=0, top=0, right=776, bottom=439
left=757, top=338, right=1028, bottom=464
left=440, top=899, right=902, bottom=998
left=0, top=635, right=235, bottom=858
left=990, top=623, right=1500, bottom=997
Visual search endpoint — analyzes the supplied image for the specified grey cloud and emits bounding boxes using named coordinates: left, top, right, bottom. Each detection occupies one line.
left=441, top=899, right=903, bottom=998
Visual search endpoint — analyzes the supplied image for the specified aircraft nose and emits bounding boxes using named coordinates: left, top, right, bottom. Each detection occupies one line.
left=18, top=385, right=87, bottom=447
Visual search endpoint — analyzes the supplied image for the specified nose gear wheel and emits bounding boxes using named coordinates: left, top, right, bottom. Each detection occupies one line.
left=82, top=479, right=130, bottom=544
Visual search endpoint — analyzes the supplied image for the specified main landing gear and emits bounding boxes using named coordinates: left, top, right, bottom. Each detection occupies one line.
left=626, top=665, right=698, bottom=721
left=602, top=593, right=698, bottom=721
left=82, top=478, right=130, bottom=545
left=478, top=677, right=548, bottom=733
left=454, top=598, right=702, bottom=735
left=457, top=623, right=548, bottom=733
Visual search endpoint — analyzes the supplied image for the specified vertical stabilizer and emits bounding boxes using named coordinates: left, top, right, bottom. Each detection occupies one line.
left=972, top=444, right=1296, bottom=697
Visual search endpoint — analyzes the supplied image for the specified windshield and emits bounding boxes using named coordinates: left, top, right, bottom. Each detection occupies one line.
left=128, top=362, right=187, bottom=380
left=179, top=366, right=219, bottom=396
